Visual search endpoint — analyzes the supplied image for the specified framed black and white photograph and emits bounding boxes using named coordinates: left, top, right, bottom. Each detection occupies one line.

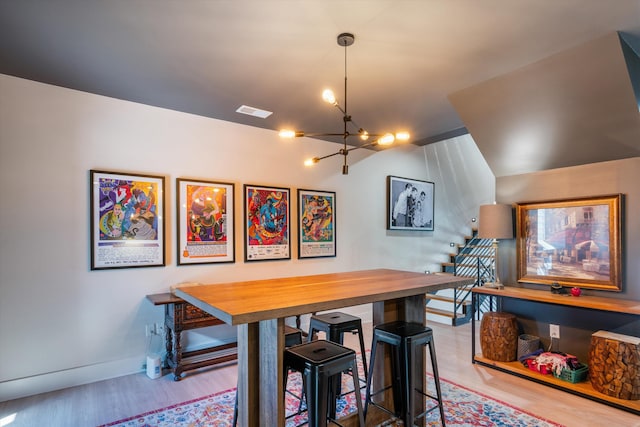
left=244, top=184, right=290, bottom=262
left=298, top=189, right=336, bottom=259
left=90, top=169, right=165, bottom=270
left=177, top=178, right=235, bottom=265
left=387, top=175, right=434, bottom=231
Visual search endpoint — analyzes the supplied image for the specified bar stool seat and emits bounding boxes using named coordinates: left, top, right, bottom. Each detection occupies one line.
left=285, top=340, right=365, bottom=427
left=285, top=325, right=304, bottom=347
left=365, top=320, right=446, bottom=426
left=308, top=312, right=368, bottom=388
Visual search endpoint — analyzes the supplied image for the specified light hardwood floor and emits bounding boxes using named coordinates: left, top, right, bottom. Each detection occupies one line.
left=0, top=322, right=637, bottom=427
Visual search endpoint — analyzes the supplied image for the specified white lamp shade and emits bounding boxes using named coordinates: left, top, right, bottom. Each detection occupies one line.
left=478, top=204, right=514, bottom=239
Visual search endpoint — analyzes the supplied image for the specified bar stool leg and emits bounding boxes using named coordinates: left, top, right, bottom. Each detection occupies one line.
left=357, top=329, right=368, bottom=386
left=428, top=339, right=446, bottom=426
left=391, top=343, right=404, bottom=417
left=364, top=335, right=378, bottom=418
left=401, top=340, right=412, bottom=426
left=306, top=366, right=329, bottom=427
left=328, top=328, right=342, bottom=418
left=365, top=334, right=403, bottom=419
left=349, top=358, right=366, bottom=427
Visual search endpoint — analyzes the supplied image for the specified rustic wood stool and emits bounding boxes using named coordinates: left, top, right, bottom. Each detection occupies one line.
left=480, top=312, right=519, bottom=362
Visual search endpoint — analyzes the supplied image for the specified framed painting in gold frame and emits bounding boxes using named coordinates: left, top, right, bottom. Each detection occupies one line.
left=516, top=194, right=622, bottom=291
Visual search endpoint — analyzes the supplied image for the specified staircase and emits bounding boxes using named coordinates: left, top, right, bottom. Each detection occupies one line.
left=426, top=228, right=494, bottom=326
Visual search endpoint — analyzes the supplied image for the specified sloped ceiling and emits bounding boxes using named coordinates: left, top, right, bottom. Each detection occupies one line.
left=450, top=32, right=640, bottom=177
left=1, top=1, right=640, bottom=177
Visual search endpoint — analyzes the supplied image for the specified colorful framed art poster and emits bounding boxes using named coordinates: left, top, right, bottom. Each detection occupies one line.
left=297, top=189, right=336, bottom=259
left=90, top=170, right=165, bottom=270
left=387, top=175, right=434, bottom=231
left=177, top=178, right=235, bottom=265
left=244, top=184, right=290, bottom=262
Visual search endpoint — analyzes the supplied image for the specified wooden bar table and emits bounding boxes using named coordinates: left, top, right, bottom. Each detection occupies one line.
left=176, top=268, right=474, bottom=426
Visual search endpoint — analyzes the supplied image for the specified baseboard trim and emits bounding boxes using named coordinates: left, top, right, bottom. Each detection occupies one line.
left=0, top=356, right=143, bottom=402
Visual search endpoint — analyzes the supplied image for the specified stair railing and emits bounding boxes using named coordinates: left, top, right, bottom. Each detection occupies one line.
left=450, top=234, right=494, bottom=321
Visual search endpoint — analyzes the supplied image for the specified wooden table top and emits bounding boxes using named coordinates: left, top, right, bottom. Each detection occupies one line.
left=175, top=269, right=474, bottom=325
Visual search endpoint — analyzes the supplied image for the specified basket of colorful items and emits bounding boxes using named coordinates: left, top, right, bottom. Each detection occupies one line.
left=519, top=350, right=588, bottom=383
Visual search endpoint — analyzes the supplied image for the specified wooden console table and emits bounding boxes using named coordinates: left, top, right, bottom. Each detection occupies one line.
left=471, top=286, right=640, bottom=415
left=146, top=292, right=237, bottom=381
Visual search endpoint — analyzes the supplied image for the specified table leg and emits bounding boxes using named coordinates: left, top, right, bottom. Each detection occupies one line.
left=237, top=319, right=285, bottom=427
left=259, top=318, right=285, bottom=426
left=236, top=323, right=260, bottom=427
left=172, top=327, right=184, bottom=381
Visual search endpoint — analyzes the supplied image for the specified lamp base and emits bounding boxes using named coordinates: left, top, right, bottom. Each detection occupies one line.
left=483, top=282, right=504, bottom=290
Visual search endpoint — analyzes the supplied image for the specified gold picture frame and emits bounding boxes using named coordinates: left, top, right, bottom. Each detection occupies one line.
left=516, top=194, right=623, bottom=291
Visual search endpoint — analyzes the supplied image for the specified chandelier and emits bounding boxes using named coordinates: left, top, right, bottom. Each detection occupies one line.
left=279, top=32, right=410, bottom=175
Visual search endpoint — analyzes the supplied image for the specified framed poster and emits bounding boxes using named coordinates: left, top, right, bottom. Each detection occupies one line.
left=177, top=178, right=235, bottom=265
left=516, top=194, right=622, bottom=291
left=244, top=184, right=290, bottom=261
left=297, top=189, right=336, bottom=259
left=90, top=170, right=165, bottom=270
left=387, top=175, right=434, bottom=231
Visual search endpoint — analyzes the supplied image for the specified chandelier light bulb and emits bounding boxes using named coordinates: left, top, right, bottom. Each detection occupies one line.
left=304, top=157, right=319, bottom=167
left=395, top=131, right=410, bottom=141
left=279, top=130, right=305, bottom=138
left=377, top=133, right=395, bottom=146
left=359, top=129, right=370, bottom=141
left=279, top=129, right=296, bottom=138
left=322, top=89, right=337, bottom=105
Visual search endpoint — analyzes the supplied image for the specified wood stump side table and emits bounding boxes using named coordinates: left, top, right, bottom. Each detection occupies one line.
left=589, top=330, right=640, bottom=400
left=480, top=311, right=519, bottom=362
left=146, top=292, right=238, bottom=381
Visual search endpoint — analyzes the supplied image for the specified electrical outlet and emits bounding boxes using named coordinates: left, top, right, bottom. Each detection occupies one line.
left=155, top=322, right=164, bottom=335
left=550, top=324, right=560, bottom=339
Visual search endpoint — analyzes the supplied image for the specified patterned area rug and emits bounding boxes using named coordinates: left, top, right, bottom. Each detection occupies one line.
left=99, top=355, right=564, bottom=427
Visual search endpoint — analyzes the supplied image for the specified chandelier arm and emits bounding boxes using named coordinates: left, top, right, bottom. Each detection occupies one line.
left=315, top=151, right=343, bottom=161
left=333, top=103, right=347, bottom=116
left=302, top=132, right=347, bottom=137
left=344, top=141, right=376, bottom=153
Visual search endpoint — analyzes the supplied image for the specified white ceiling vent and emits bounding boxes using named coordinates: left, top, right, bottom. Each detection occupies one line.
left=236, top=105, right=272, bottom=119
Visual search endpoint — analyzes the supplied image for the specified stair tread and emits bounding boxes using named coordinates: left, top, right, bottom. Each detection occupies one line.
left=425, top=307, right=457, bottom=318
left=425, top=294, right=472, bottom=304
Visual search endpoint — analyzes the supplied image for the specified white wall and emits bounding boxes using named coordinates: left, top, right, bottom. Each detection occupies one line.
left=0, top=74, right=494, bottom=401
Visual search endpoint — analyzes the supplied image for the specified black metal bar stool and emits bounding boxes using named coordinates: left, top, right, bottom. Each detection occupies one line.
left=284, top=340, right=366, bottom=427
left=233, top=325, right=303, bottom=427
left=364, top=320, right=446, bottom=426
left=308, top=312, right=368, bottom=385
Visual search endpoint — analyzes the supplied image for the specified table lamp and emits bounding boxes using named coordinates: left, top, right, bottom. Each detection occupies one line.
left=478, top=204, right=514, bottom=289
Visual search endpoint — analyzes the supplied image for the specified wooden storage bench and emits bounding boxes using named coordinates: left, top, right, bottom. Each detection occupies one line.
left=146, top=292, right=237, bottom=381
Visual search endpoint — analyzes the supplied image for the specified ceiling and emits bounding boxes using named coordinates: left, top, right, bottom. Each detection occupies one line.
left=2, top=0, right=640, bottom=176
